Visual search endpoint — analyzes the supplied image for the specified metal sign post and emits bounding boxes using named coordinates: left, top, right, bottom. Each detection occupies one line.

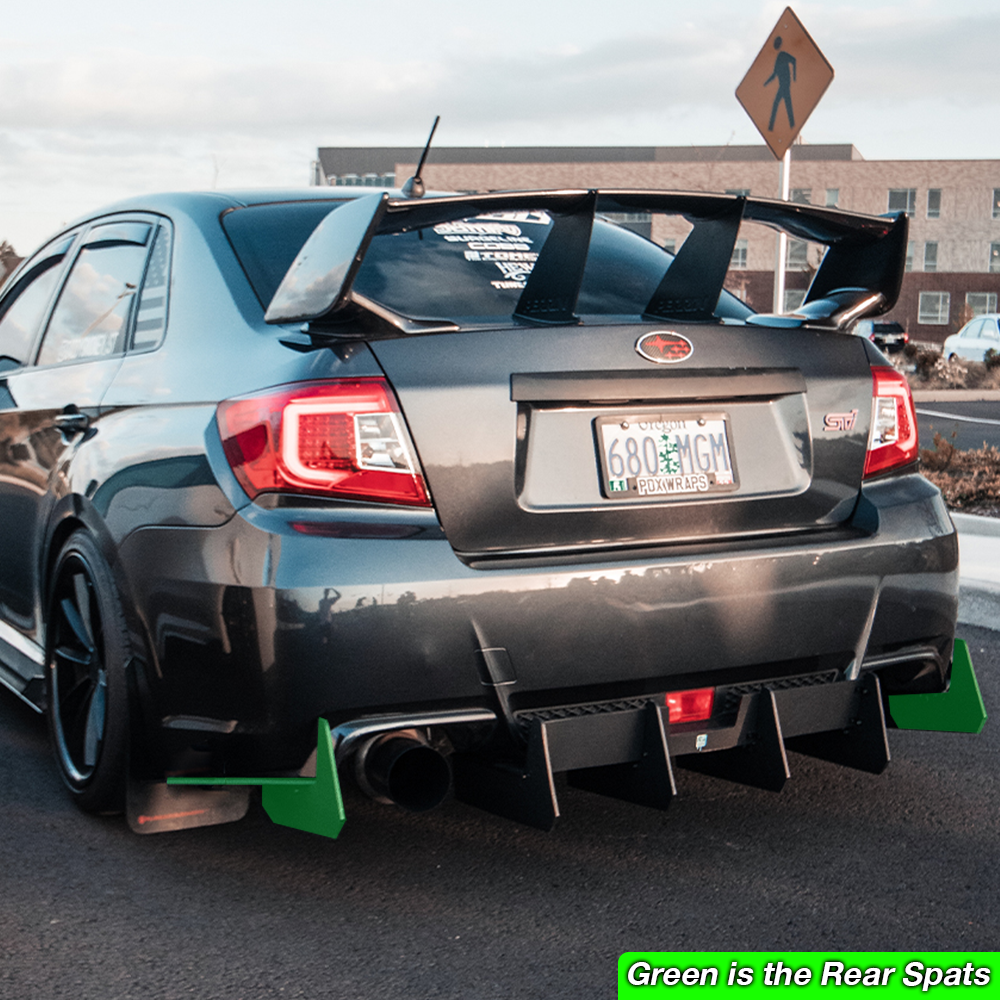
left=735, top=7, right=834, bottom=312
left=775, top=149, right=791, bottom=313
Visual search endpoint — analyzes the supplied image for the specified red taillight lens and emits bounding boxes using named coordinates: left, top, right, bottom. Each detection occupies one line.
left=217, top=379, right=431, bottom=506
left=666, top=687, right=715, bottom=724
left=863, top=366, right=919, bottom=478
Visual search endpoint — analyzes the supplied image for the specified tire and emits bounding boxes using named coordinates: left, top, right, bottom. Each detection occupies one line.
left=45, top=531, right=131, bottom=814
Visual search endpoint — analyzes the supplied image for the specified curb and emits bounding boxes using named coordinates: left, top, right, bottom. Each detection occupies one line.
left=953, top=513, right=1000, bottom=631
left=951, top=511, right=1000, bottom=538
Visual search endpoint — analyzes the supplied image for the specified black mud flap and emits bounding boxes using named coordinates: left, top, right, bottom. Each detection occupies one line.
left=452, top=703, right=675, bottom=831
left=126, top=777, right=249, bottom=835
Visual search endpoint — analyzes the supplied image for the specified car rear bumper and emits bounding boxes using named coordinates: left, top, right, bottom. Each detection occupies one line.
left=119, top=471, right=958, bottom=774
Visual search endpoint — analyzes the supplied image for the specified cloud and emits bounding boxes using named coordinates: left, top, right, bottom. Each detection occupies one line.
left=0, top=9, right=997, bottom=140
left=2, top=1, right=1000, bottom=250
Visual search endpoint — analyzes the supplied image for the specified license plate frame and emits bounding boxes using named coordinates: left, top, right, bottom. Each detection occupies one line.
left=595, top=412, right=739, bottom=500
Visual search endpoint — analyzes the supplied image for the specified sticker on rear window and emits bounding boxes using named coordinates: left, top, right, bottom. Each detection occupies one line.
left=432, top=213, right=550, bottom=289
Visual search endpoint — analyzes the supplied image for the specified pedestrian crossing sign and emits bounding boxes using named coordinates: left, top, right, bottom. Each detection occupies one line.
left=736, top=7, right=834, bottom=160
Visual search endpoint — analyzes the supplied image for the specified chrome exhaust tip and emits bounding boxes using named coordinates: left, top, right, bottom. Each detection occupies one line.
left=354, top=730, right=452, bottom=812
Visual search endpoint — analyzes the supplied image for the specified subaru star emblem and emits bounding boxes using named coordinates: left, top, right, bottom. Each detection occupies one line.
left=635, top=331, right=694, bottom=364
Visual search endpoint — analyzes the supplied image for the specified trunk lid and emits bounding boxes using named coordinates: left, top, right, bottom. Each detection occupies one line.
left=370, top=321, right=874, bottom=559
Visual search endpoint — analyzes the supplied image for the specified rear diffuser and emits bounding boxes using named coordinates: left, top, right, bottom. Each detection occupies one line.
left=134, top=645, right=984, bottom=838
left=453, top=702, right=675, bottom=831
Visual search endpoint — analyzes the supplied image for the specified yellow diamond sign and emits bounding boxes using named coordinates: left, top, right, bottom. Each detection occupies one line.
left=736, top=7, right=834, bottom=160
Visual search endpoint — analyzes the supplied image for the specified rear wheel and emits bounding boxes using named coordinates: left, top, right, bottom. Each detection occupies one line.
left=46, top=531, right=131, bottom=813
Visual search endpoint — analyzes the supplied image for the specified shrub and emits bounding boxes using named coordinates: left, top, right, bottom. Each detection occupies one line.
left=921, top=435, right=1000, bottom=509
left=913, top=349, right=941, bottom=379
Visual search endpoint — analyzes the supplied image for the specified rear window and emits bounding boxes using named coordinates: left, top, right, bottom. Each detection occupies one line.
left=222, top=200, right=753, bottom=324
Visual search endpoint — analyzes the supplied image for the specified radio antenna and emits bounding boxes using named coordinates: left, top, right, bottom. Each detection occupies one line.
left=401, top=115, right=440, bottom=199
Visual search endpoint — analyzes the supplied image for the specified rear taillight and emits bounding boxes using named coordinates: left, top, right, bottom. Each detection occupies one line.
left=217, top=379, right=431, bottom=506
left=863, top=366, right=918, bottom=478
left=666, top=687, right=715, bottom=724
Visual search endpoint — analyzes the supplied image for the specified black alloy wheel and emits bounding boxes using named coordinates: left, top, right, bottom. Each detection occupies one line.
left=46, top=531, right=131, bottom=813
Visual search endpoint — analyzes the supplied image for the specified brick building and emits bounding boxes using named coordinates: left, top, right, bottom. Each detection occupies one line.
left=313, top=144, right=1000, bottom=344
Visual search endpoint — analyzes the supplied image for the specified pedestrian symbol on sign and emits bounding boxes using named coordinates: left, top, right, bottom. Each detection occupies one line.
left=765, top=36, right=797, bottom=131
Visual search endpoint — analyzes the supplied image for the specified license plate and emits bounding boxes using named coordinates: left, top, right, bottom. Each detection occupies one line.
left=596, top=413, right=738, bottom=499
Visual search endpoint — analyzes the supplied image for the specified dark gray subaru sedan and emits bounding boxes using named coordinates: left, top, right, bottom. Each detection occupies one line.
left=0, top=187, right=981, bottom=838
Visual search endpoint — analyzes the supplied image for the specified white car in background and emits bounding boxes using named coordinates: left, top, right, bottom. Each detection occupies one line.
left=943, top=314, right=1000, bottom=362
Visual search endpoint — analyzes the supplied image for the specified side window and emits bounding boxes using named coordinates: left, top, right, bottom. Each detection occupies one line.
left=130, top=225, right=171, bottom=351
left=37, top=222, right=152, bottom=367
left=0, top=237, right=75, bottom=370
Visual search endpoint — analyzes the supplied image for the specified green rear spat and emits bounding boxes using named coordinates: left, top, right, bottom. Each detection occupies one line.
left=167, top=718, right=345, bottom=839
left=888, top=640, right=987, bottom=734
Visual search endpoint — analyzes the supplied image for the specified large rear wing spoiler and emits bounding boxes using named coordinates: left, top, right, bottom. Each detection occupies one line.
left=264, top=189, right=908, bottom=332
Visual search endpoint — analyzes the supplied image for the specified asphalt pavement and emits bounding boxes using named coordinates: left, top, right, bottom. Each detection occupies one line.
left=913, top=387, right=1000, bottom=446
left=2, top=627, right=999, bottom=999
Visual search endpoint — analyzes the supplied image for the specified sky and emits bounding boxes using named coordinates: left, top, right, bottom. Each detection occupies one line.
left=1, top=0, right=998, bottom=253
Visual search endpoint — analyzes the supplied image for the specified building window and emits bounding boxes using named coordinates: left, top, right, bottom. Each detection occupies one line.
left=918, top=291, right=950, bottom=325
left=927, top=189, right=941, bottom=218
left=786, top=239, right=809, bottom=270
left=725, top=188, right=750, bottom=197
left=888, top=189, right=917, bottom=217
left=993, top=189, right=1000, bottom=219
left=600, top=211, right=652, bottom=239
left=602, top=212, right=651, bottom=223
left=905, top=241, right=915, bottom=272
left=662, top=239, right=677, bottom=255
left=783, top=289, right=806, bottom=312
left=329, top=172, right=396, bottom=188
left=730, top=238, right=748, bottom=269
left=990, top=243, right=1000, bottom=273
left=825, top=189, right=839, bottom=208
left=923, top=242, right=938, bottom=273
left=790, top=188, right=811, bottom=205
left=966, top=292, right=997, bottom=316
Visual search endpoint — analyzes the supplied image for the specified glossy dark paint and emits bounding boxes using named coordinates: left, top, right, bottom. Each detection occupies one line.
left=0, top=190, right=958, bottom=790
left=369, top=322, right=875, bottom=556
